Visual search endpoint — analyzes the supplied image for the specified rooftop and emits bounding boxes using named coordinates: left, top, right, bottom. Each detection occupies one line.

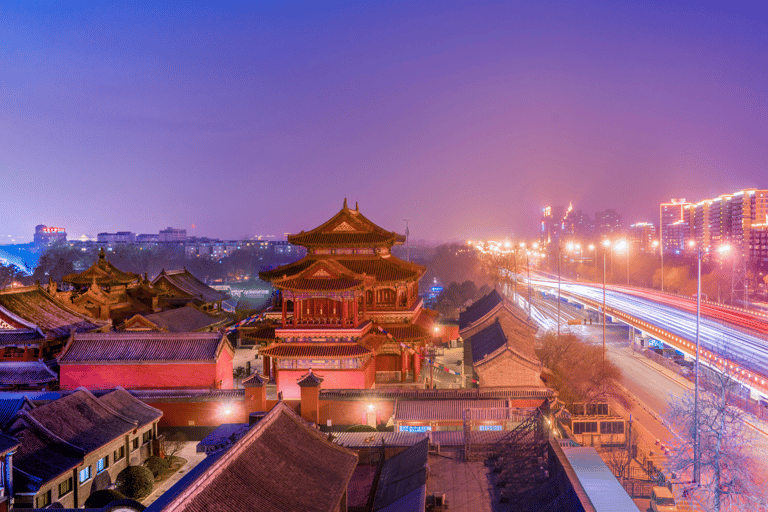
left=60, top=331, right=229, bottom=363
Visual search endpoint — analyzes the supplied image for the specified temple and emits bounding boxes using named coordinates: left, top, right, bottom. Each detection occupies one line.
left=258, top=200, right=433, bottom=399
left=62, top=248, right=161, bottom=322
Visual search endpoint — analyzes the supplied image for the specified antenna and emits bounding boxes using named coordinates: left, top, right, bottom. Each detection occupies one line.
left=402, top=219, right=410, bottom=262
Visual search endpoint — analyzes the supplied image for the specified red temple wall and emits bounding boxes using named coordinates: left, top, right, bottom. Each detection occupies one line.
left=216, top=349, right=234, bottom=389
left=276, top=368, right=370, bottom=400
left=376, top=354, right=400, bottom=372
left=60, top=362, right=222, bottom=390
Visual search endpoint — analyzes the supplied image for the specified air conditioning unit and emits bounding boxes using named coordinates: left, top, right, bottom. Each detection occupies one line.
left=433, top=492, right=446, bottom=506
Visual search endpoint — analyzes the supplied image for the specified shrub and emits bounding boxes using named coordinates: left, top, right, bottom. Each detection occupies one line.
left=84, top=489, right=126, bottom=508
left=144, top=455, right=170, bottom=477
left=345, top=425, right=376, bottom=432
left=115, top=465, right=154, bottom=500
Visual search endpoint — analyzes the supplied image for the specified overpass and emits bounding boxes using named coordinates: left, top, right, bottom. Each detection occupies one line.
left=527, top=277, right=768, bottom=402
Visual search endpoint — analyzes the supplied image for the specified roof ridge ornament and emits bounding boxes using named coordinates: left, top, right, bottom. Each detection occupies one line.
left=343, top=198, right=348, bottom=209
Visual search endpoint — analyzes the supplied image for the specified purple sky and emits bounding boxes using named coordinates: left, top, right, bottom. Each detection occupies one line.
left=2, top=1, right=767, bottom=243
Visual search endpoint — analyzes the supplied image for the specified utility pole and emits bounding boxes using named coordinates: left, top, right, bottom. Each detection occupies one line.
left=694, top=246, right=701, bottom=484
left=402, top=219, right=410, bottom=262
left=603, top=252, right=607, bottom=364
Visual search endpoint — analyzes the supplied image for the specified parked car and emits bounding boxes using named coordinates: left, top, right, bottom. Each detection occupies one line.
left=650, top=486, right=677, bottom=512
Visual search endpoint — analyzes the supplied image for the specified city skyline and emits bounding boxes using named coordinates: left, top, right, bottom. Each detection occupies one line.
left=3, top=1, right=767, bottom=242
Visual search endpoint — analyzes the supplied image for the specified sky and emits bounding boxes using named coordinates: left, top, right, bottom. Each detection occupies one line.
left=1, top=1, right=767, bottom=243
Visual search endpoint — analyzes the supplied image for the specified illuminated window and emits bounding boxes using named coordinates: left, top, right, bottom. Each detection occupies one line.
left=36, top=490, right=51, bottom=508
left=79, top=466, right=91, bottom=483
left=400, top=425, right=431, bottom=433
left=58, top=477, right=72, bottom=497
left=97, top=455, right=109, bottom=473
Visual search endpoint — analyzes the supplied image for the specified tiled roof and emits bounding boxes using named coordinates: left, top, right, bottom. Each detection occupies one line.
left=144, top=402, right=358, bottom=512
left=0, top=361, right=57, bottom=386
left=332, top=431, right=429, bottom=449
left=297, top=369, right=324, bottom=387
left=320, top=387, right=553, bottom=401
left=337, top=256, right=423, bottom=282
left=19, top=389, right=139, bottom=453
left=11, top=426, right=83, bottom=490
left=0, top=396, right=34, bottom=428
left=277, top=276, right=363, bottom=292
left=459, top=289, right=503, bottom=330
left=137, top=306, right=227, bottom=332
left=60, top=332, right=228, bottom=363
left=98, top=387, right=162, bottom=428
left=259, top=343, right=372, bottom=359
left=378, top=323, right=430, bottom=342
left=470, top=319, right=507, bottom=364
left=394, top=399, right=509, bottom=421
left=259, top=259, right=315, bottom=281
left=242, top=372, right=265, bottom=387
left=0, top=329, right=43, bottom=345
left=287, top=201, right=405, bottom=248
left=377, top=486, right=426, bottom=512
left=196, top=423, right=251, bottom=453
left=152, top=269, right=228, bottom=303
left=373, top=438, right=428, bottom=511
left=9, top=387, right=164, bottom=490
left=0, top=286, right=106, bottom=339
left=127, top=389, right=245, bottom=402
left=63, top=248, right=140, bottom=286
left=0, top=432, right=19, bottom=455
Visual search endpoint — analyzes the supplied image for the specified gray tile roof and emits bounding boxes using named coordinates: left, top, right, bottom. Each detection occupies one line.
left=395, top=399, right=510, bottom=422
left=0, top=286, right=105, bottom=339
left=373, top=438, right=428, bottom=511
left=332, top=431, right=429, bottom=449
left=138, top=306, right=228, bottom=333
left=459, top=289, right=503, bottom=330
left=470, top=318, right=507, bottom=364
left=20, top=389, right=139, bottom=453
left=153, top=269, right=228, bottom=304
left=0, top=362, right=57, bottom=386
left=10, top=388, right=162, bottom=492
left=98, top=387, right=162, bottom=428
left=0, top=329, right=43, bottom=345
left=144, top=402, right=358, bottom=512
left=60, top=332, right=227, bottom=363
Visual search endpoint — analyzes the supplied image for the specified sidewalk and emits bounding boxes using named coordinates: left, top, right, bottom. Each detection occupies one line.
left=142, top=441, right=207, bottom=506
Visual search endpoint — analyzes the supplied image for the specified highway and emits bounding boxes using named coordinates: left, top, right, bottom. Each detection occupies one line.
left=524, top=277, right=768, bottom=400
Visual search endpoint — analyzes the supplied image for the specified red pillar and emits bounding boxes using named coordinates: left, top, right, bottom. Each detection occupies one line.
left=354, top=297, right=359, bottom=327
left=400, top=350, right=408, bottom=382
left=281, top=300, right=287, bottom=327
left=414, top=347, right=421, bottom=381
left=263, top=355, right=271, bottom=379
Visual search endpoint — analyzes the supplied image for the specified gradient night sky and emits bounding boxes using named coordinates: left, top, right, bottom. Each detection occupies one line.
left=2, top=1, right=767, bottom=243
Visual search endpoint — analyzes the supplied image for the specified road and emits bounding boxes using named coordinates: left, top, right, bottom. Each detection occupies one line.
left=527, top=277, right=768, bottom=399
left=533, top=294, right=768, bottom=509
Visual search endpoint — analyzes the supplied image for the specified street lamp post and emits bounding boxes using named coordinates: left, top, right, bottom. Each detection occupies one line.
left=557, top=246, right=562, bottom=337
left=601, top=240, right=611, bottom=363
left=690, top=241, right=701, bottom=484
left=526, top=250, right=532, bottom=320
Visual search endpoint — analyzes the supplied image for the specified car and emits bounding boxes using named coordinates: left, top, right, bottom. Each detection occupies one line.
left=650, top=486, right=677, bottom=512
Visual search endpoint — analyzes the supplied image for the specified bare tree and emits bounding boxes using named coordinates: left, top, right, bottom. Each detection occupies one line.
left=536, top=332, right=626, bottom=409
left=664, top=361, right=766, bottom=511
left=162, top=431, right=188, bottom=459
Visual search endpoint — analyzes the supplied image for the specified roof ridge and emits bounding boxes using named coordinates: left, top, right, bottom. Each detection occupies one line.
left=103, top=387, right=164, bottom=422
left=17, top=410, right=86, bottom=455
left=73, top=387, right=140, bottom=428
left=74, top=331, right=221, bottom=339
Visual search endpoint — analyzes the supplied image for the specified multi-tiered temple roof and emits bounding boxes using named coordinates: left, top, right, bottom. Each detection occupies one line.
left=63, top=248, right=140, bottom=287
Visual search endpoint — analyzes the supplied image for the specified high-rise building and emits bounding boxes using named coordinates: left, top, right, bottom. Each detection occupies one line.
left=96, top=231, right=136, bottom=244
left=659, top=199, right=690, bottom=255
left=33, top=225, right=67, bottom=248
left=628, top=222, right=657, bottom=252
left=158, top=227, right=187, bottom=242
left=594, top=209, right=622, bottom=237
left=540, top=205, right=566, bottom=245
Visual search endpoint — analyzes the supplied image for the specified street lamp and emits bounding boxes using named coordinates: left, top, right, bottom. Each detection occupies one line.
left=526, top=249, right=532, bottom=320
left=614, top=239, right=629, bottom=286
left=557, top=245, right=562, bottom=337
left=688, top=240, right=702, bottom=484
left=652, top=239, right=661, bottom=291
left=589, top=244, right=596, bottom=269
